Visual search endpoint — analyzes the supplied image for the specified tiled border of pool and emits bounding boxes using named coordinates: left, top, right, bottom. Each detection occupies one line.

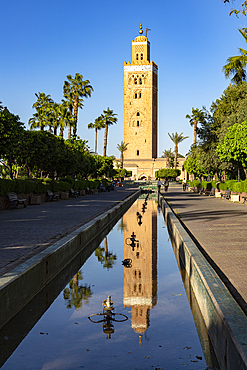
left=0, top=190, right=140, bottom=329
left=159, top=194, right=247, bottom=370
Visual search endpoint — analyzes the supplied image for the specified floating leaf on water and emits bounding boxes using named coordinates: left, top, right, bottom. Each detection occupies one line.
left=183, top=346, right=191, bottom=350
left=196, top=356, right=202, bottom=360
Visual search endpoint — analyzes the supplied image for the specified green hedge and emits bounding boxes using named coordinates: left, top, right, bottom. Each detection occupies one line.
left=0, top=178, right=50, bottom=196
left=0, top=177, right=113, bottom=196
left=155, top=168, right=181, bottom=179
left=188, top=179, right=247, bottom=193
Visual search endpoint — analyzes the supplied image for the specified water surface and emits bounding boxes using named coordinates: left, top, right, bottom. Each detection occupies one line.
left=0, top=198, right=219, bottom=370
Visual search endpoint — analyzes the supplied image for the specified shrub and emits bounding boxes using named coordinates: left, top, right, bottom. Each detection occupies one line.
left=59, top=177, right=75, bottom=187
left=155, top=168, right=181, bottom=179
left=201, top=181, right=212, bottom=190
left=191, top=180, right=202, bottom=188
left=74, top=179, right=87, bottom=190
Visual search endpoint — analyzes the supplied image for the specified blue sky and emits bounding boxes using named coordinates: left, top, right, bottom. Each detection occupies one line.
left=1, top=0, right=246, bottom=158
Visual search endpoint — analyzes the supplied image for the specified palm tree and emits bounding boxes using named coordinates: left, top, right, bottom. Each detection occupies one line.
left=168, top=132, right=189, bottom=168
left=58, top=101, right=74, bottom=137
left=102, top=107, right=118, bottom=156
left=116, top=141, right=129, bottom=168
left=185, top=108, right=204, bottom=147
left=161, top=148, right=174, bottom=168
left=88, top=115, right=105, bottom=154
left=223, top=28, right=247, bottom=84
left=29, top=92, right=54, bottom=131
left=62, top=85, right=74, bottom=139
left=63, top=73, right=93, bottom=138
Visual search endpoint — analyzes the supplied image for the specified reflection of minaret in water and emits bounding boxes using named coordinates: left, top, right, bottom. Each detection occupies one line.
left=123, top=199, right=157, bottom=343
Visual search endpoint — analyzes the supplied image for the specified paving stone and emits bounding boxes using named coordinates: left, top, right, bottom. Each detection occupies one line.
left=164, top=186, right=247, bottom=311
left=0, top=187, right=137, bottom=276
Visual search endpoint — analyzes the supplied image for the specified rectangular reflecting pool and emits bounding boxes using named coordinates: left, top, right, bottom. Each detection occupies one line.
left=0, top=197, right=220, bottom=369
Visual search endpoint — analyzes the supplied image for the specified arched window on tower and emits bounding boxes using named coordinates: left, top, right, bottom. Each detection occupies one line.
left=137, top=150, right=139, bottom=156
left=136, top=112, right=140, bottom=116
left=136, top=54, right=139, bottom=60
left=134, top=93, right=138, bottom=99
left=139, top=92, right=142, bottom=98
left=134, top=78, right=137, bottom=85
left=140, top=53, right=143, bottom=60
left=139, top=78, right=142, bottom=84
left=137, top=121, right=140, bottom=127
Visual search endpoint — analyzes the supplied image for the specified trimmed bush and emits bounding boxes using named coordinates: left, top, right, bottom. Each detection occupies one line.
left=155, top=168, right=181, bottom=179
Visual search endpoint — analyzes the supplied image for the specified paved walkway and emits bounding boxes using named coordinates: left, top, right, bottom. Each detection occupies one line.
left=164, top=186, right=247, bottom=314
left=0, top=187, right=137, bottom=277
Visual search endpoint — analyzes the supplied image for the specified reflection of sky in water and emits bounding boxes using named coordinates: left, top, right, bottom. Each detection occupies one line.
left=1, top=199, right=219, bottom=370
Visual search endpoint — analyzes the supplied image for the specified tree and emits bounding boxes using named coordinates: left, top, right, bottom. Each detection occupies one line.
left=0, top=103, right=25, bottom=178
left=102, top=108, right=118, bottom=156
left=63, top=73, right=93, bottom=138
left=216, top=121, right=247, bottom=181
left=168, top=132, right=189, bottom=168
left=211, top=82, right=247, bottom=142
left=161, top=148, right=174, bottom=168
left=223, top=29, right=247, bottom=84
left=116, top=141, right=129, bottom=168
left=29, top=93, right=54, bottom=131
left=57, top=101, right=74, bottom=137
left=88, top=115, right=104, bottom=154
left=155, top=168, right=181, bottom=179
left=223, top=0, right=247, bottom=17
left=186, top=108, right=205, bottom=147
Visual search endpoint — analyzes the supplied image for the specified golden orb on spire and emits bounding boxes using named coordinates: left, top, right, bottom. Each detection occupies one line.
left=134, top=22, right=147, bottom=42
left=139, top=23, right=143, bottom=34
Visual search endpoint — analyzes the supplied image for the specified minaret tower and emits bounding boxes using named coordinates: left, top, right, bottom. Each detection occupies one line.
left=124, top=23, right=158, bottom=160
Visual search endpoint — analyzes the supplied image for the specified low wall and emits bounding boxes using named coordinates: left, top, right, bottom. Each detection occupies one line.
left=0, top=189, right=140, bottom=329
left=158, top=194, right=247, bottom=370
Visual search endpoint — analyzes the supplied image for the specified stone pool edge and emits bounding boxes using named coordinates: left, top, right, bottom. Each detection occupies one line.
left=158, top=193, right=247, bottom=370
left=0, top=189, right=140, bottom=329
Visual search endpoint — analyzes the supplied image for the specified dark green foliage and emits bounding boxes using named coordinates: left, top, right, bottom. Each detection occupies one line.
left=113, top=168, right=131, bottom=178
left=0, top=178, right=49, bottom=196
left=155, top=168, right=181, bottom=179
left=0, top=103, right=25, bottom=159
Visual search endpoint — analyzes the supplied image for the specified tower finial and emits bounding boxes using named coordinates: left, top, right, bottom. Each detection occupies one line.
left=139, top=23, right=143, bottom=34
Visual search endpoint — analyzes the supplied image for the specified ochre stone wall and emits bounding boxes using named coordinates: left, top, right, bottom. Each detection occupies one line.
left=124, top=29, right=158, bottom=160
left=121, top=158, right=186, bottom=180
left=122, top=26, right=187, bottom=180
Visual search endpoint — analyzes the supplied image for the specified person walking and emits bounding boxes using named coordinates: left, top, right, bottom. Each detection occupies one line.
left=157, top=178, right=162, bottom=193
left=182, top=178, right=187, bottom=191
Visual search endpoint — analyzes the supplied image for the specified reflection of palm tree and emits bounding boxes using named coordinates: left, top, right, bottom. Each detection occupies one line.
left=95, top=237, right=117, bottom=270
left=117, top=217, right=127, bottom=233
left=63, top=270, right=92, bottom=310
